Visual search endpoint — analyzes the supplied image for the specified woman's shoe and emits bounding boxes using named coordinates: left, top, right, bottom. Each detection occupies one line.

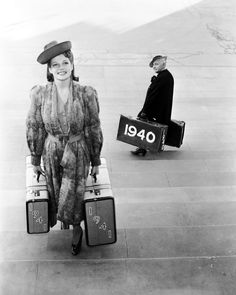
left=71, top=227, right=83, bottom=256
left=131, top=148, right=147, bottom=156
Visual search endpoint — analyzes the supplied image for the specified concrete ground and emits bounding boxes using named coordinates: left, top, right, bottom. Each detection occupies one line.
left=0, top=0, right=236, bottom=294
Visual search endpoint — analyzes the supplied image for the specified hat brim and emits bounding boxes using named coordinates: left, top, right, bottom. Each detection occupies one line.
left=37, top=41, right=72, bottom=64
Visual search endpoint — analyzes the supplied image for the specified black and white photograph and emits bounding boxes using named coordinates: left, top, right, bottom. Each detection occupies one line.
left=0, top=0, right=236, bottom=294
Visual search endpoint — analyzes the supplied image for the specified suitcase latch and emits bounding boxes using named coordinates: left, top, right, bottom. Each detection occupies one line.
left=94, top=189, right=101, bottom=196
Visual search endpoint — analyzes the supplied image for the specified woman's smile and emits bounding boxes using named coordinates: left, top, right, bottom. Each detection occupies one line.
left=57, top=71, right=67, bottom=75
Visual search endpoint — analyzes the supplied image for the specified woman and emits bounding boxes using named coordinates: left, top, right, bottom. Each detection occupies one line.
left=26, top=41, right=103, bottom=255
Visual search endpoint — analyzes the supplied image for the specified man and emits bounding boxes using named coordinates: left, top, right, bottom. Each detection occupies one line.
left=131, top=55, right=174, bottom=156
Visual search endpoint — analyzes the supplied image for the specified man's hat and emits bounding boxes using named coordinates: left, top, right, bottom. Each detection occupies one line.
left=37, top=41, right=72, bottom=64
left=149, top=55, right=167, bottom=67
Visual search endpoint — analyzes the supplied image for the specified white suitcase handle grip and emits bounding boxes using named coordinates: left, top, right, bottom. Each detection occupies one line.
left=89, top=173, right=97, bottom=183
left=89, top=174, right=101, bottom=195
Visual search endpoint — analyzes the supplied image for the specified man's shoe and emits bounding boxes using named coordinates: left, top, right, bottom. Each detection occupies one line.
left=130, top=148, right=147, bottom=156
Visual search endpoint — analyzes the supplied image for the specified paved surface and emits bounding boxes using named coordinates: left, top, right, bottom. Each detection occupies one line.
left=0, top=0, right=236, bottom=294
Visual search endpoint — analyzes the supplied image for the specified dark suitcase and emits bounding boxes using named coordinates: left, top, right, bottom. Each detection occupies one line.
left=117, top=114, right=168, bottom=152
left=165, top=120, right=185, bottom=148
left=84, top=158, right=117, bottom=246
left=26, top=156, right=49, bottom=234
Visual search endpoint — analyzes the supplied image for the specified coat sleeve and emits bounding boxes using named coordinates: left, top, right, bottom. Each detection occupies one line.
left=26, top=85, right=47, bottom=166
left=84, top=86, right=103, bottom=166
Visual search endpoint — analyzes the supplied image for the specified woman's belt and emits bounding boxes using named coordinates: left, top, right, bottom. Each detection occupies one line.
left=48, top=133, right=84, bottom=143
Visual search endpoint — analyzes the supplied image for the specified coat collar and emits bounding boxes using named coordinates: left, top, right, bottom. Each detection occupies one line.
left=49, top=81, right=74, bottom=134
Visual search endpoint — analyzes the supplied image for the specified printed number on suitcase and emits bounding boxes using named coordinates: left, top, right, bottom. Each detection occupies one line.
left=88, top=208, right=113, bottom=239
left=29, top=205, right=44, bottom=224
left=124, top=124, right=155, bottom=143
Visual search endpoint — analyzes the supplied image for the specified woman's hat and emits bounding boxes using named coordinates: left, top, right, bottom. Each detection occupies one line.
left=149, top=55, right=167, bottom=67
left=37, top=41, right=72, bottom=64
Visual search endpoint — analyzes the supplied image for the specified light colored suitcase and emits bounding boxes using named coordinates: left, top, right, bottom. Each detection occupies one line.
left=26, top=189, right=49, bottom=234
left=84, top=158, right=117, bottom=246
left=26, top=156, right=49, bottom=234
left=26, top=156, right=116, bottom=238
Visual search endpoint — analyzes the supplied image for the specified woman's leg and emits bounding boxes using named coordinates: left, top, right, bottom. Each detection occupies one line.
left=72, top=224, right=83, bottom=244
left=71, top=224, right=83, bottom=255
left=43, top=144, right=64, bottom=228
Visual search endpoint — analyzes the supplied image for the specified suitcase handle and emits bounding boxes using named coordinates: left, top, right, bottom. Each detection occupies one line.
left=137, top=116, right=158, bottom=124
left=89, top=173, right=97, bottom=183
left=89, top=174, right=101, bottom=195
left=37, top=171, right=46, bottom=183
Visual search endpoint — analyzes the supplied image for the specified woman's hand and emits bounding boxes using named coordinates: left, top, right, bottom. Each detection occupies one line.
left=90, top=166, right=99, bottom=182
left=33, top=165, right=44, bottom=175
left=33, top=166, right=45, bottom=182
left=91, top=166, right=99, bottom=176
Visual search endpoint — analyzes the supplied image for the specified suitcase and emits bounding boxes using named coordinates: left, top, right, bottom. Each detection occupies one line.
left=84, top=189, right=117, bottom=247
left=26, top=156, right=49, bottom=234
left=117, top=114, right=168, bottom=152
left=165, top=120, right=185, bottom=148
left=26, top=189, right=49, bottom=234
left=26, top=156, right=116, bottom=239
left=84, top=158, right=117, bottom=246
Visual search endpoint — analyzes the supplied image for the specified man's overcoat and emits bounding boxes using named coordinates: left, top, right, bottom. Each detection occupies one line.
left=138, top=69, right=174, bottom=125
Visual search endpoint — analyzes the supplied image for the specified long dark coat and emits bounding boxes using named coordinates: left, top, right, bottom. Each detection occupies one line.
left=26, top=81, right=103, bottom=227
left=138, top=69, right=174, bottom=125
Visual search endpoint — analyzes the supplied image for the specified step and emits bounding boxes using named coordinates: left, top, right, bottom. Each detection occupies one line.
left=1, top=256, right=235, bottom=295
left=110, top=171, right=236, bottom=188
left=1, top=226, right=236, bottom=261
left=2, top=186, right=235, bottom=208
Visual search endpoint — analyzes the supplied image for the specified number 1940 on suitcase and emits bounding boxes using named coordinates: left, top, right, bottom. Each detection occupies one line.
left=116, top=114, right=168, bottom=152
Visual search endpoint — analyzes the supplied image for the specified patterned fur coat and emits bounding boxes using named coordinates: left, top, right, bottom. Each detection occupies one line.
left=26, top=81, right=103, bottom=227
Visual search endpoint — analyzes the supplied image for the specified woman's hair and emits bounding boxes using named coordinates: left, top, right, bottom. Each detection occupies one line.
left=46, top=50, right=79, bottom=82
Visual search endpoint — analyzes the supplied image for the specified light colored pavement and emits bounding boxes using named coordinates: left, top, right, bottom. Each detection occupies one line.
left=0, top=0, right=236, bottom=294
